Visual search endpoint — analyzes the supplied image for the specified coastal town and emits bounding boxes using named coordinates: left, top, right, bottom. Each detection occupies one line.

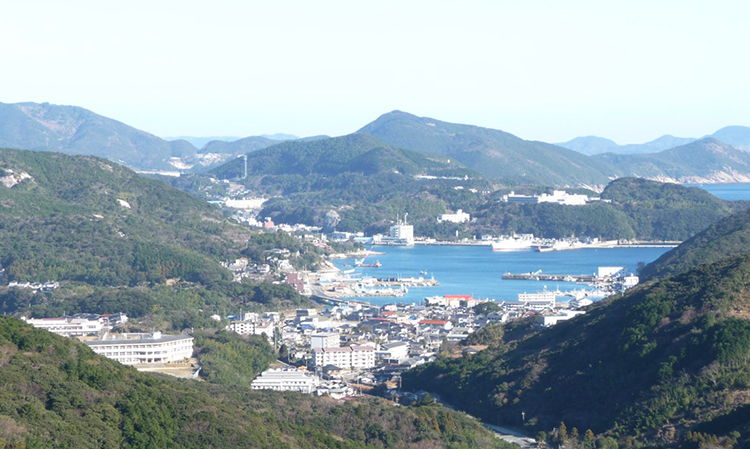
left=12, top=187, right=656, bottom=401
left=19, top=255, right=640, bottom=403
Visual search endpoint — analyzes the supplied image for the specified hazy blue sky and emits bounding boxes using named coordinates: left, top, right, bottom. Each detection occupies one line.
left=1, top=0, right=748, bottom=144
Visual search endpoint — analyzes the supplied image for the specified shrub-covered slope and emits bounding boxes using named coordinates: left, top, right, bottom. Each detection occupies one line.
left=0, top=316, right=512, bottom=449
left=404, top=254, right=750, bottom=447
left=640, top=207, right=750, bottom=281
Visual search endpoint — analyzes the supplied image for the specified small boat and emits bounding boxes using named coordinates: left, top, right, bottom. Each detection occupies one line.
left=420, top=270, right=428, bottom=276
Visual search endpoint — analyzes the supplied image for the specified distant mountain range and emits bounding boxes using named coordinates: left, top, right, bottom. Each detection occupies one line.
left=0, top=102, right=195, bottom=170
left=596, top=138, right=750, bottom=183
left=358, top=110, right=616, bottom=187
left=3, top=101, right=750, bottom=187
left=165, top=135, right=243, bottom=148
left=558, top=125, right=750, bottom=155
left=558, top=134, right=697, bottom=155
left=165, top=134, right=299, bottom=149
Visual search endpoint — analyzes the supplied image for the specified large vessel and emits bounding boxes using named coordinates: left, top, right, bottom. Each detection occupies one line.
left=490, top=234, right=536, bottom=251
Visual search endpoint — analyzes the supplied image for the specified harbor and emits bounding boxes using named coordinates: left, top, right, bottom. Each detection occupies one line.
left=324, top=244, right=672, bottom=306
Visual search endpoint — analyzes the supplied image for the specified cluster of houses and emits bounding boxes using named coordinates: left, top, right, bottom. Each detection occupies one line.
left=245, top=291, right=593, bottom=395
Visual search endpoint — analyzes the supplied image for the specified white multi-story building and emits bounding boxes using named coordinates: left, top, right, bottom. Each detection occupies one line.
left=251, top=369, right=319, bottom=393
left=310, top=332, right=339, bottom=349
left=503, top=190, right=589, bottom=206
left=388, top=223, right=414, bottom=245
left=438, top=209, right=471, bottom=223
left=228, top=320, right=274, bottom=344
left=517, top=291, right=556, bottom=310
left=22, top=316, right=104, bottom=337
left=312, top=346, right=375, bottom=370
left=376, top=341, right=409, bottom=362
left=85, top=332, right=193, bottom=365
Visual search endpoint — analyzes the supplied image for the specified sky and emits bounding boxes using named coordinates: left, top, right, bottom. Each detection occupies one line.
left=1, top=0, right=749, bottom=144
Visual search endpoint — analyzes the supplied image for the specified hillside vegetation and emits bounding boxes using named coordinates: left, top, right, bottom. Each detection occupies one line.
left=205, top=133, right=494, bottom=234
left=0, top=149, right=316, bottom=329
left=472, top=178, right=742, bottom=241
left=0, top=316, right=513, bottom=449
left=640, top=207, right=750, bottom=281
left=404, top=254, right=750, bottom=448
left=0, top=148, right=241, bottom=286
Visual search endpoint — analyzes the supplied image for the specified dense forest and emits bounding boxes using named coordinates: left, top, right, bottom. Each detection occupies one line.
left=404, top=251, right=750, bottom=448
left=0, top=316, right=515, bottom=449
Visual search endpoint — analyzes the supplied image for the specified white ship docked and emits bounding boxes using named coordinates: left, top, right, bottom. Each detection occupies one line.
left=490, top=234, right=536, bottom=251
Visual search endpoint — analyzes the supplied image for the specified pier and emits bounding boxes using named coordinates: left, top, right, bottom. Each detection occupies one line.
left=502, top=272, right=597, bottom=283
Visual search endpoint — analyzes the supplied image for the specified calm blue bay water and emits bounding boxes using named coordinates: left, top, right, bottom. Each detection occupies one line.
left=332, top=245, right=671, bottom=306
left=687, top=183, right=750, bottom=201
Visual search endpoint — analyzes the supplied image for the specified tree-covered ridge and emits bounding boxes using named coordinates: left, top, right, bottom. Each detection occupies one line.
left=640, top=206, right=750, bottom=281
left=212, top=133, right=475, bottom=178
left=203, top=133, right=493, bottom=234
left=404, top=254, right=750, bottom=448
left=0, top=148, right=247, bottom=286
left=0, top=316, right=513, bottom=449
left=193, top=331, right=277, bottom=387
left=358, top=110, right=619, bottom=186
left=471, top=178, right=742, bottom=241
left=599, top=178, right=741, bottom=240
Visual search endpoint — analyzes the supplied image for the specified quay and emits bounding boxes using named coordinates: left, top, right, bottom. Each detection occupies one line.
left=502, top=272, right=597, bottom=283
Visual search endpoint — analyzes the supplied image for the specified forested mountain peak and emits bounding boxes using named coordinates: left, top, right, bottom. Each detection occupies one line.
left=358, top=110, right=618, bottom=187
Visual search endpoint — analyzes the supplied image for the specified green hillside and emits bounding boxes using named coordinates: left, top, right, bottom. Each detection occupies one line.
left=404, top=254, right=750, bottom=448
left=0, top=102, right=195, bottom=170
left=472, top=178, right=741, bottom=241
left=358, top=110, right=619, bottom=187
left=0, top=148, right=243, bottom=286
left=0, top=316, right=513, bottom=449
left=0, top=149, right=315, bottom=329
left=640, top=207, right=750, bottom=281
left=205, top=133, right=494, bottom=234
left=596, top=138, right=750, bottom=183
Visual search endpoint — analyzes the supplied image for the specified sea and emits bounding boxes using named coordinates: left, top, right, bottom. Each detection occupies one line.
left=330, top=183, right=750, bottom=307
left=332, top=245, right=672, bottom=306
left=688, top=183, right=750, bottom=201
